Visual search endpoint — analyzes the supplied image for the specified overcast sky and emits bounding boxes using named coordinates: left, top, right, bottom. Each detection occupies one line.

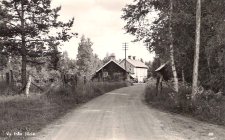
left=51, top=0, right=156, bottom=62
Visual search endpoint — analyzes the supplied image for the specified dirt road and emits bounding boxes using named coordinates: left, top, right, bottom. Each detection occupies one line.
left=29, top=84, right=225, bottom=140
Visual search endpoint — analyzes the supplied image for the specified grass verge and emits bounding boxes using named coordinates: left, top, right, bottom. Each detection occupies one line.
left=0, top=81, right=131, bottom=140
left=145, top=81, right=225, bottom=126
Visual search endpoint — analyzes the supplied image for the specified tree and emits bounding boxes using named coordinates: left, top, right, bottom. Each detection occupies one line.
left=0, top=4, right=8, bottom=70
left=122, top=0, right=225, bottom=94
left=145, top=61, right=152, bottom=78
left=102, top=52, right=116, bottom=64
left=168, top=0, right=179, bottom=92
left=0, top=51, right=8, bottom=70
left=122, top=0, right=179, bottom=92
left=192, top=0, right=201, bottom=101
left=76, top=35, right=95, bottom=80
left=46, top=41, right=61, bottom=71
left=93, top=54, right=102, bottom=72
left=0, top=0, right=75, bottom=87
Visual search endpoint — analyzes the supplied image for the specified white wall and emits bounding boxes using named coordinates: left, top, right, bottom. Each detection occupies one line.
left=120, top=60, right=148, bottom=82
left=134, top=67, right=148, bottom=82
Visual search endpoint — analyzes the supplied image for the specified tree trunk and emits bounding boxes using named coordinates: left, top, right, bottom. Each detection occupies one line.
left=21, top=2, right=27, bottom=87
left=223, top=50, right=225, bottom=94
left=192, top=0, right=201, bottom=101
left=156, top=74, right=160, bottom=96
left=25, top=75, right=32, bottom=98
left=182, top=68, right=185, bottom=85
left=207, top=57, right=212, bottom=76
left=158, top=74, right=163, bottom=93
left=169, top=0, right=179, bottom=93
left=6, top=72, right=9, bottom=85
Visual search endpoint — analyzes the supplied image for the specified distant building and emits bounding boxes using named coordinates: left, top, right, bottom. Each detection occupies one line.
left=119, top=56, right=148, bottom=83
left=91, top=59, right=131, bottom=82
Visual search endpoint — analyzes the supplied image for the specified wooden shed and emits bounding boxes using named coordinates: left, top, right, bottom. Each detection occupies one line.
left=155, top=62, right=170, bottom=81
left=91, top=60, right=132, bottom=82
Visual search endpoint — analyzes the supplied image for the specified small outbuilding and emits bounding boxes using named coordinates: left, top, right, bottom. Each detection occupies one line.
left=91, top=60, right=132, bottom=82
left=155, top=61, right=170, bottom=81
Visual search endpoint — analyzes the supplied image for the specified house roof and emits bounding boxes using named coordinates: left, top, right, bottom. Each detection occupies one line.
left=119, top=59, right=149, bottom=69
left=92, top=59, right=129, bottom=76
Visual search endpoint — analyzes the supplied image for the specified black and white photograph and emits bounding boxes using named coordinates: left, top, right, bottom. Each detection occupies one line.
left=0, top=0, right=225, bottom=140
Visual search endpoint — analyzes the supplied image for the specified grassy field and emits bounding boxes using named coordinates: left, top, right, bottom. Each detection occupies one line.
left=0, top=81, right=132, bottom=140
left=145, top=79, right=225, bottom=126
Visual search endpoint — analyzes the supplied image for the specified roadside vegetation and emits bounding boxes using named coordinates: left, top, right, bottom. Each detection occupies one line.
left=0, top=81, right=131, bottom=139
left=122, top=0, right=225, bottom=127
left=122, top=0, right=225, bottom=100
left=0, top=1, right=134, bottom=139
left=145, top=79, right=225, bottom=126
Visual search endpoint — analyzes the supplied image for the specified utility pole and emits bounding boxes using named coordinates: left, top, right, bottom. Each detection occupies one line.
left=122, top=43, right=128, bottom=79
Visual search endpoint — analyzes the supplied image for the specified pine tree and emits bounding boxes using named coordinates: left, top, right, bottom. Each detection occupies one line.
left=0, top=0, right=75, bottom=87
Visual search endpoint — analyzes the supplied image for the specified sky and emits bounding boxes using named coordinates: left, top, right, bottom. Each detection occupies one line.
left=51, top=0, right=156, bottom=62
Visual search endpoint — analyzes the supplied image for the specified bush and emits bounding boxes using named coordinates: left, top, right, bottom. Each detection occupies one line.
left=0, top=81, right=131, bottom=139
left=145, top=81, right=225, bottom=125
left=0, top=81, right=20, bottom=96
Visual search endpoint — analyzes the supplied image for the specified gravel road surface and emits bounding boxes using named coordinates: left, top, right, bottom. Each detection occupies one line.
left=29, top=84, right=225, bottom=140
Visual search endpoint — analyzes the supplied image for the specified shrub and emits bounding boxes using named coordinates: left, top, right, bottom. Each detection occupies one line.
left=0, top=81, right=20, bottom=96
left=0, top=81, right=130, bottom=139
left=47, top=81, right=130, bottom=106
left=145, top=81, right=225, bottom=125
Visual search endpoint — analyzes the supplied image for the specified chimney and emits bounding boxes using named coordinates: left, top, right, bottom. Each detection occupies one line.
left=128, top=55, right=131, bottom=59
left=133, top=56, right=136, bottom=60
left=110, top=55, right=115, bottom=60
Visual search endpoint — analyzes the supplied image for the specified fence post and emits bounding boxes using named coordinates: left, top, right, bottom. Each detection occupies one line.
left=61, top=73, right=66, bottom=87
left=25, top=75, right=32, bottom=98
left=84, top=76, right=86, bottom=84
left=1, top=73, right=3, bottom=81
left=10, top=70, right=13, bottom=84
left=75, top=75, right=78, bottom=86
left=6, top=72, right=9, bottom=85
left=98, top=73, right=101, bottom=82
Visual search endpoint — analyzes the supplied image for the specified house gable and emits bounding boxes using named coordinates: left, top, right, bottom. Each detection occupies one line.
left=91, top=60, right=130, bottom=80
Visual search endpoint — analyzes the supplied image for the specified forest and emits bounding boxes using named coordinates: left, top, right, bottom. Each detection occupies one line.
left=122, top=0, right=225, bottom=125
left=122, top=0, right=225, bottom=96
left=0, top=0, right=134, bottom=137
left=0, top=0, right=137, bottom=91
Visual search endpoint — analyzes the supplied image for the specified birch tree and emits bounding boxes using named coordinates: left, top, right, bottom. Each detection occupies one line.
left=169, top=0, right=179, bottom=92
left=192, top=0, right=201, bottom=101
left=76, top=35, right=95, bottom=80
left=121, top=0, right=179, bottom=92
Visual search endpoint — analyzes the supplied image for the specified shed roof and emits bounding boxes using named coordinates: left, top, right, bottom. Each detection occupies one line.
left=155, top=61, right=169, bottom=72
left=155, top=63, right=166, bottom=72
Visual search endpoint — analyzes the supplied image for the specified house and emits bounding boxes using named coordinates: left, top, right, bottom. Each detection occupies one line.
left=119, top=56, right=148, bottom=83
left=91, top=58, right=131, bottom=82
